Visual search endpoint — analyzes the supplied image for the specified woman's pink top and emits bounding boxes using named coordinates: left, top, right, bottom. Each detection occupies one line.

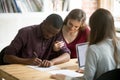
left=63, top=27, right=90, bottom=58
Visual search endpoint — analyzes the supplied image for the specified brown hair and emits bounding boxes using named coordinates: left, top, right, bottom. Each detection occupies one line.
left=89, top=8, right=119, bottom=67
left=63, top=9, right=86, bottom=30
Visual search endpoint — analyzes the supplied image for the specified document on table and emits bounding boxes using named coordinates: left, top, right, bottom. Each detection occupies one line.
left=27, top=65, right=60, bottom=71
left=27, top=66, right=84, bottom=77
left=49, top=69, right=84, bottom=77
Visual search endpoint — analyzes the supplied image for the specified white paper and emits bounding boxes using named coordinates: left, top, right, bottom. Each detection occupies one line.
left=49, top=69, right=84, bottom=77
left=27, top=65, right=60, bottom=71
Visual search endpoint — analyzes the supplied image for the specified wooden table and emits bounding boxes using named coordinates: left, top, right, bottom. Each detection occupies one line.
left=0, top=59, right=78, bottom=80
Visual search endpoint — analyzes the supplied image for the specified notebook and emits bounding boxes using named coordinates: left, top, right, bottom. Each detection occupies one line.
left=76, top=42, right=88, bottom=68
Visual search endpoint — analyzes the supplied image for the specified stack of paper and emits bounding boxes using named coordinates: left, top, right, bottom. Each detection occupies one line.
left=27, top=65, right=84, bottom=77
left=49, top=69, right=83, bottom=77
left=27, top=65, right=60, bottom=71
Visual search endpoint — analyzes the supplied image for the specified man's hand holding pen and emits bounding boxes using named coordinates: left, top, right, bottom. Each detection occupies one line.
left=29, top=41, right=65, bottom=67
left=30, top=52, right=42, bottom=66
left=30, top=58, right=54, bottom=67
left=30, top=58, right=42, bottom=66
left=53, top=41, right=65, bottom=51
left=29, top=52, right=54, bottom=67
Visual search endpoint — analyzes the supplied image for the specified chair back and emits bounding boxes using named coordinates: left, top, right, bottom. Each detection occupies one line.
left=96, top=69, right=120, bottom=80
left=0, top=46, right=8, bottom=65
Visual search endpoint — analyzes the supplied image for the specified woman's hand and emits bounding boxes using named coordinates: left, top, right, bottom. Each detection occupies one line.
left=76, top=68, right=84, bottom=73
left=51, top=74, right=65, bottom=80
left=53, top=41, right=64, bottom=51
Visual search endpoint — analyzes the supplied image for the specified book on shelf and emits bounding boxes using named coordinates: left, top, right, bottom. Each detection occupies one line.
left=12, top=0, right=21, bottom=12
left=15, top=0, right=31, bottom=12
left=7, top=0, right=14, bottom=13
left=0, top=0, right=43, bottom=13
left=0, top=0, right=70, bottom=13
left=0, top=0, right=8, bottom=13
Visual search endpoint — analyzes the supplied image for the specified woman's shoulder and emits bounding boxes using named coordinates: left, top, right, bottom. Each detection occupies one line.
left=116, top=38, right=120, bottom=48
left=80, top=26, right=90, bottom=34
left=85, top=26, right=90, bottom=32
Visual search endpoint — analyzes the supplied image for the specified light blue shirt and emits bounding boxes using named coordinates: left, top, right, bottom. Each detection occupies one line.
left=65, top=39, right=120, bottom=80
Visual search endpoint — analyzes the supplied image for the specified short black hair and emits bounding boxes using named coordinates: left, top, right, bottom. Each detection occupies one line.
left=45, top=14, right=63, bottom=29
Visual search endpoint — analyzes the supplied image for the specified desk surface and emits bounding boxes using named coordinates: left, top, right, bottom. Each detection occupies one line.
left=0, top=59, right=78, bottom=80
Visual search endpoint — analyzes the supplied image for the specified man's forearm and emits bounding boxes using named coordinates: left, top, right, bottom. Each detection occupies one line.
left=51, top=53, right=70, bottom=65
left=3, top=55, right=30, bottom=64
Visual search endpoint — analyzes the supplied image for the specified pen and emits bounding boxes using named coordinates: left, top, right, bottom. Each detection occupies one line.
left=33, top=51, right=38, bottom=58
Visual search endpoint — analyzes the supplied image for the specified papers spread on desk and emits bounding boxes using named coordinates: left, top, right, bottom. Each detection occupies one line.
left=27, top=65, right=60, bottom=71
left=27, top=66, right=84, bottom=77
left=49, top=69, right=84, bottom=77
